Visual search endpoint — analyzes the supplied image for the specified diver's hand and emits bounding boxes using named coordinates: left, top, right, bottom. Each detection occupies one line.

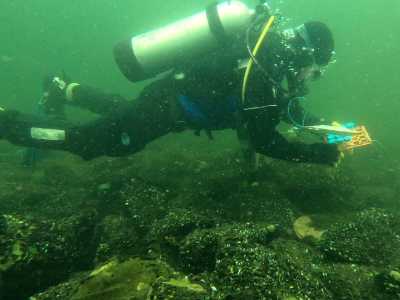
left=41, top=75, right=68, bottom=106
left=310, top=143, right=342, bottom=166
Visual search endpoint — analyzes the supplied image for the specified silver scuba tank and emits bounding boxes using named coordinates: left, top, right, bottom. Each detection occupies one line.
left=114, top=1, right=254, bottom=82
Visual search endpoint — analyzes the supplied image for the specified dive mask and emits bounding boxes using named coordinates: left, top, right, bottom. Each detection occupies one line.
left=283, top=26, right=326, bottom=81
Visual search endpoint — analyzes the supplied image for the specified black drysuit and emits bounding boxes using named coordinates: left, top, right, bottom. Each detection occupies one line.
left=0, top=32, right=339, bottom=165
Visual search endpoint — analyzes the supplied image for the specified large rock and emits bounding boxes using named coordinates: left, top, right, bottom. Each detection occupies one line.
left=320, top=263, right=378, bottom=300
left=319, top=208, right=400, bottom=266
left=31, top=258, right=209, bottom=300
left=150, top=277, right=208, bottom=300
left=116, top=178, right=170, bottom=232
left=0, top=212, right=98, bottom=300
left=94, top=214, right=140, bottom=263
left=375, top=269, right=400, bottom=299
left=179, top=222, right=336, bottom=299
left=213, top=238, right=331, bottom=300
left=179, top=223, right=278, bottom=274
left=149, top=209, right=215, bottom=241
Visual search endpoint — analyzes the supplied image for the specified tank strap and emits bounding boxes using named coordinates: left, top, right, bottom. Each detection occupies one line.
left=206, top=2, right=229, bottom=46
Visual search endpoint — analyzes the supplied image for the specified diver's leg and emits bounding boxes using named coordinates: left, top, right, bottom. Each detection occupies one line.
left=0, top=82, right=185, bottom=160
left=69, top=88, right=185, bottom=159
left=67, top=84, right=130, bottom=116
left=65, top=74, right=182, bottom=117
left=43, top=74, right=129, bottom=116
left=0, top=108, right=150, bottom=160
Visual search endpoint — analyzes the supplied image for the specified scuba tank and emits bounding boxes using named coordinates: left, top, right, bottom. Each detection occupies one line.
left=114, top=0, right=254, bottom=82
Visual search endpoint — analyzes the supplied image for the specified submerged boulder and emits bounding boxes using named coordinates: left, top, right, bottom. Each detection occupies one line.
left=150, top=277, right=208, bottom=300
left=320, top=263, right=378, bottom=300
left=179, top=223, right=278, bottom=274
left=94, top=214, right=140, bottom=263
left=319, top=208, right=400, bottom=266
left=117, top=178, right=170, bottom=233
left=0, top=211, right=98, bottom=300
left=375, top=269, right=400, bottom=299
left=149, top=209, right=215, bottom=248
left=32, top=258, right=209, bottom=300
left=70, top=259, right=170, bottom=300
left=213, top=238, right=331, bottom=300
left=179, top=222, right=333, bottom=299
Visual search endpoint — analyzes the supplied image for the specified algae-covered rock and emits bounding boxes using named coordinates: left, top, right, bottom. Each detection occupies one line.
left=94, top=214, right=139, bottom=263
left=375, top=269, right=400, bottom=299
left=320, top=263, right=378, bottom=300
left=179, top=222, right=330, bottom=299
left=214, top=243, right=277, bottom=299
left=179, top=223, right=278, bottom=274
left=32, top=258, right=197, bottom=300
left=117, top=177, right=170, bottom=233
left=319, top=208, right=400, bottom=266
left=179, top=228, right=219, bottom=274
left=29, top=273, right=85, bottom=300
left=1, top=212, right=99, bottom=300
left=187, top=177, right=297, bottom=228
left=0, top=215, right=42, bottom=273
left=70, top=258, right=172, bottom=300
left=150, top=277, right=208, bottom=299
left=213, top=238, right=331, bottom=300
left=149, top=209, right=215, bottom=246
left=148, top=209, right=215, bottom=268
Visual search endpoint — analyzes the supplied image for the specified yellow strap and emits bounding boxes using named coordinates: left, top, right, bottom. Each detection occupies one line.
left=241, top=16, right=276, bottom=105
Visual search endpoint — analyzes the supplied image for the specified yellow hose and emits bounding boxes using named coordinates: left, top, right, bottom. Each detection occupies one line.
left=241, top=15, right=276, bottom=105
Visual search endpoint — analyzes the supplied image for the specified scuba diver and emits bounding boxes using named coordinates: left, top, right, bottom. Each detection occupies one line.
left=0, top=1, right=341, bottom=166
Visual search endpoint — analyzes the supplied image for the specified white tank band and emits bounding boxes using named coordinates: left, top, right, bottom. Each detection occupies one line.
left=31, top=127, right=66, bottom=141
left=66, top=83, right=80, bottom=102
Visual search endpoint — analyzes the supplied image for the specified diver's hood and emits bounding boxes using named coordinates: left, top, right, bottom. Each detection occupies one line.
left=283, top=22, right=335, bottom=68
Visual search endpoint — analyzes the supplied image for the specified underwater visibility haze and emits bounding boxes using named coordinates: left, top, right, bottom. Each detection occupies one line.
left=0, top=0, right=400, bottom=299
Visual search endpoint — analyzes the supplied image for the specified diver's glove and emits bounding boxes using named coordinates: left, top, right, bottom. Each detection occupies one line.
left=41, top=72, right=80, bottom=105
left=41, top=73, right=70, bottom=107
left=310, top=143, right=341, bottom=166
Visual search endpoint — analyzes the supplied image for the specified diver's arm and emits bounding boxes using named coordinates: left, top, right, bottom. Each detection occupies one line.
left=246, top=111, right=339, bottom=165
left=253, top=130, right=339, bottom=165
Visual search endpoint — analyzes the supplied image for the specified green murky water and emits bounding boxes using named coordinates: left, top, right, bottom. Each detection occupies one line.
left=0, top=1, right=399, bottom=299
